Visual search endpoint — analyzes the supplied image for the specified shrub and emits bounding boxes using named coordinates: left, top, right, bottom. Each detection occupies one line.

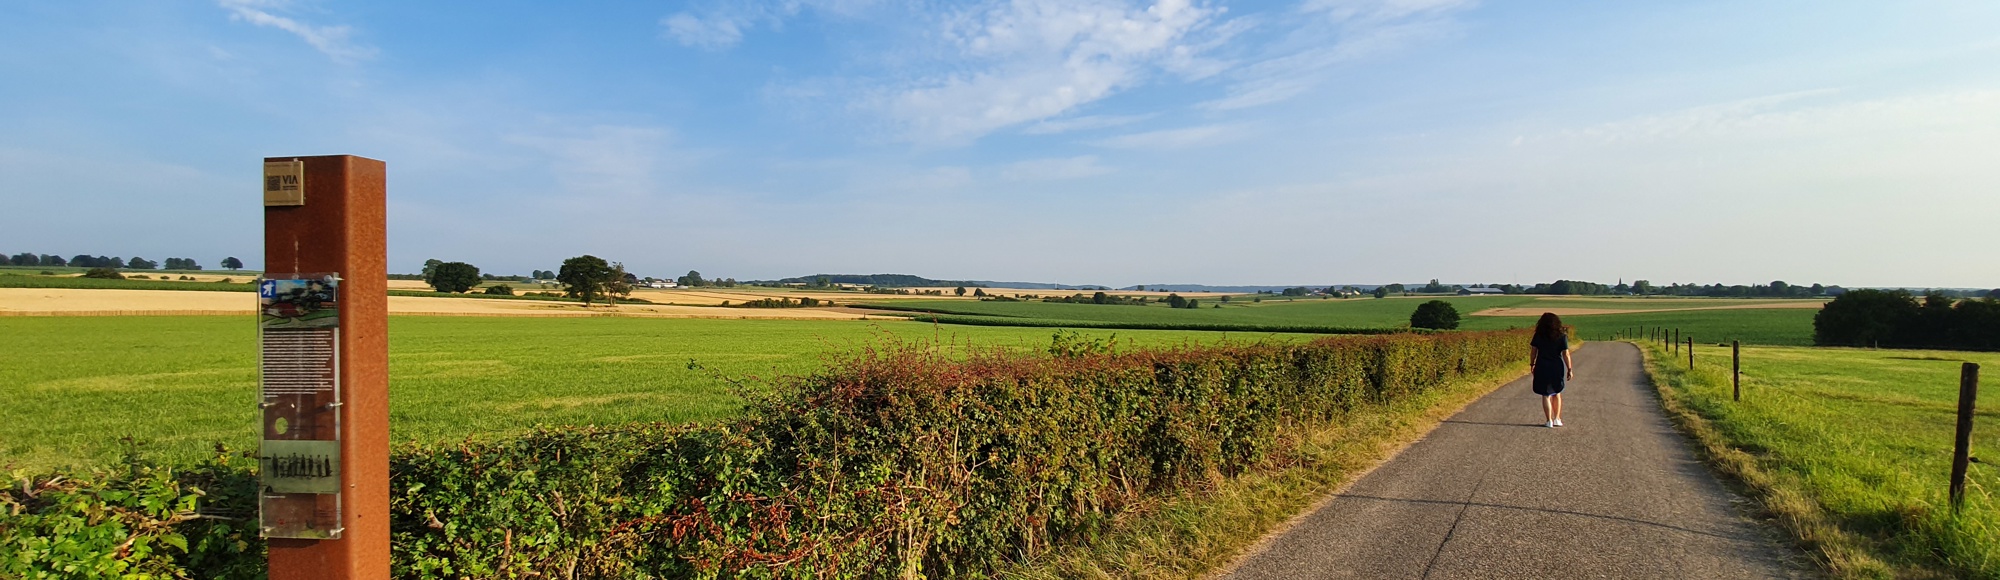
left=1410, top=300, right=1461, bottom=330
left=6, top=330, right=1527, bottom=578
left=482, top=284, right=514, bottom=296
left=0, top=442, right=262, bottom=580
left=82, top=267, right=124, bottom=280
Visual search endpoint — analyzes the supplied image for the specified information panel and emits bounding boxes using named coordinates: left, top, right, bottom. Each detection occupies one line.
left=258, top=273, right=343, bottom=539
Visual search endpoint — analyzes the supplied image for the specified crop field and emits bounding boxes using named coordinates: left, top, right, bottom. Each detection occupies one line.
left=0, top=315, right=1308, bottom=472
left=1651, top=342, right=2000, bottom=577
left=866, top=295, right=1825, bottom=345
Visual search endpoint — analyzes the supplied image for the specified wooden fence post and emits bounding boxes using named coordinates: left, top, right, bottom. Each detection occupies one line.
left=1687, top=337, right=1694, bottom=368
left=1732, top=340, right=1741, bottom=402
left=1952, top=363, right=1980, bottom=511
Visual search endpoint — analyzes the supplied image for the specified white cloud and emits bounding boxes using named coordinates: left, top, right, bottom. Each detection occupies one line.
left=217, top=0, right=376, bottom=63
left=1001, top=155, right=1113, bottom=180
left=1089, top=122, right=1245, bottom=149
left=874, top=0, right=1229, bottom=144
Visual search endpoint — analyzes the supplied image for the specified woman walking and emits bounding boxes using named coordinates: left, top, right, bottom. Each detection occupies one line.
left=1530, top=312, right=1574, bottom=428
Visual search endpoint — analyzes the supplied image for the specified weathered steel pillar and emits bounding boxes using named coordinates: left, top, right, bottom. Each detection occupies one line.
left=261, top=155, right=389, bottom=579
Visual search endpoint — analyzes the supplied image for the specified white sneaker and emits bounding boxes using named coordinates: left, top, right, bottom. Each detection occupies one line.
left=1553, top=419, right=1564, bottom=427
left=1545, top=421, right=1556, bottom=428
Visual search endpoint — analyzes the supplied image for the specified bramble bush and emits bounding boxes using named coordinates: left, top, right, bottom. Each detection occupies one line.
left=3, top=330, right=1527, bottom=578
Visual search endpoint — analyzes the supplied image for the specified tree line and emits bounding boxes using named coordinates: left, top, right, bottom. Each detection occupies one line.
left=1815, top=290, right=2000, bottom=351
left=5, top=252, right=245, bottom=271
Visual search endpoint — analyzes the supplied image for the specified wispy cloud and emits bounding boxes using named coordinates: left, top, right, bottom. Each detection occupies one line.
left=217, top=0, right=376, bottom=63
left=1203, top=0, right=1474, bottom=110
left=1001, top=155, right=1114, bottom=180
left=871, top=0, right=1231, bottom=144
left=1020, top=113, right=1154, bottom=134
left=661, top=13, right=749, bottom=50
left=662, top=0, right=883, bottom=50
left=1089, top=123, right=1246, bottom=149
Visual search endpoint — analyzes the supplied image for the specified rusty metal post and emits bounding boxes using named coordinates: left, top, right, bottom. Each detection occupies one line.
left=1952, top=363, right=1980, bottom=511
left=264, top=155, right=389, bottom=579
left=1732, top=341, right=1741, bottom=401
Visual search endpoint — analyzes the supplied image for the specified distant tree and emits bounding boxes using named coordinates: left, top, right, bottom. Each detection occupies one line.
left=1091, top=291, right=1108, bottom=304
left=955, top=286, right=967, bottom=297
left=1631, top=280, right=1653, bottom=295
left=1167, top=294, right=1188, bottom=308
left=605, top=263, right=634, bottom=304
left=82, top=267, right=123, bottom=279
left=1185, top=298, right=1199, bottom=309
left=126, top=257, right=157, bottom=270
left=679, top=270, right=706, bottom=288
left=1988, top=289, right=2000, bottom=300
left=559, top=255, right=616, bottom=306
left=426, top=261, right=481, bottom=293
left=1220, top=295, right=1231, bottom=303
left=1135, top=285, right=1146, bottom=291
left=420, top=259, right=443, bottom=280
left=1372, top=287, right=1389, bottom=299
left=221, top=256, right=244, bottom=271
left=1410, top=300, right=1461, bottom=330
left=483, top=284, right=514, bottom=296
left=973, top=288, right=987, bottom=298
left=10, top=253, right=40, bottom=266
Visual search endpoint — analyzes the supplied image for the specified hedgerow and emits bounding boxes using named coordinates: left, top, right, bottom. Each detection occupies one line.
left=2, top=329, right=1526, bottom=578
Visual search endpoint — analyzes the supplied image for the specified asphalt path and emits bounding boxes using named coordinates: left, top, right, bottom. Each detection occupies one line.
left=1219, top=342, right=1802, bottom=579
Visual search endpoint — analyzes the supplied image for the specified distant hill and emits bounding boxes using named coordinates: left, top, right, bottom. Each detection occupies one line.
left=753, top=274, right=1108, bottom=290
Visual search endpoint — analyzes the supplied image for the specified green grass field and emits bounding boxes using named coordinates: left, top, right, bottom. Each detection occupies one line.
left=0, top=316, right=1308, bottom=472
left=864, top=296, right=1824, bottom=345
left=1649, top=342, right=2000, bottom=577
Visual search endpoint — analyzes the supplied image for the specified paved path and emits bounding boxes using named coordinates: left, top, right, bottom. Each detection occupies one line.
left=1221, top=342, right=1800, bottom=579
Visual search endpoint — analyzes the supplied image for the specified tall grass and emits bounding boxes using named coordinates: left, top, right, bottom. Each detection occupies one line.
left=1640, top=341, right=2000, bottom=578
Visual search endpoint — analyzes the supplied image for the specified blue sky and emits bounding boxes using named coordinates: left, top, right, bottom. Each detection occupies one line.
left=2, top=1, right=1996, bottom=288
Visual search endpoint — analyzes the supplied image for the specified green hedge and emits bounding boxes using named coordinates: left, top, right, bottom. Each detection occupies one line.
left=892, top=312, right=1404, bottom=335
left=2, top=330, right=1527, bottom=578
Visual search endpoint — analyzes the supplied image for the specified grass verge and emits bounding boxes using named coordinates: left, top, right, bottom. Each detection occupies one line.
left=1636, top=340, right=2000, bottom=579
left=999, top=362, right=1529, bottom=579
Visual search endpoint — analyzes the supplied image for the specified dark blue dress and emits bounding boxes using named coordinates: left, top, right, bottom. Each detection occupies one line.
left=1531, top=334, right=1568, bottom=395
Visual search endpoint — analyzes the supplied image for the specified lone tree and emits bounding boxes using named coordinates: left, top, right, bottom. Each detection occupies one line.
left=559, top=255, right=616, bottom=306
left=1410, top=300, right=1461, bottom=330
left=221, top=256, right=244, bottom=271
left=426, top=261, right=481, bottom=293
left=955, top=286, right=967, bottom=297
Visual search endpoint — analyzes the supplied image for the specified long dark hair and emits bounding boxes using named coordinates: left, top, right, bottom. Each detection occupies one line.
left=1533, top=312, right=1565, bottom=342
